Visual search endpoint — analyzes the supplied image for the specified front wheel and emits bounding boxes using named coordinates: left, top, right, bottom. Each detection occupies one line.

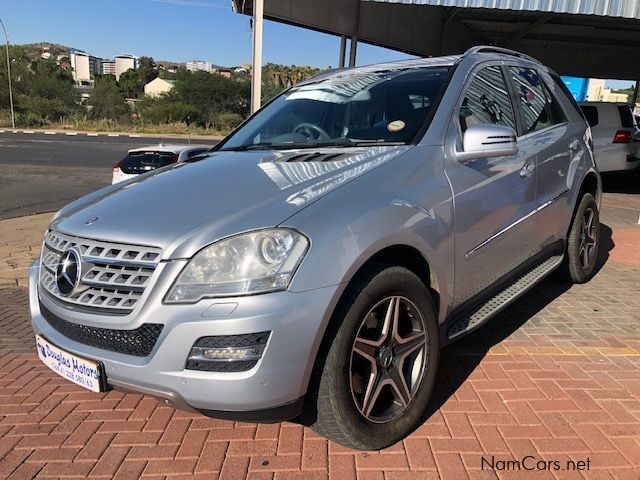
left=309, top=265, right=439, bottom=450
left=558, top=193, right=600, bottom=283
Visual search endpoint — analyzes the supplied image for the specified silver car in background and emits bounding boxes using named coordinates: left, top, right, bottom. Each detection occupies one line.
left=30, top=46, right=601, bottom=450
left=112, top=144, right=212, bottom=184
left=578, top=101, right=640, bottom=173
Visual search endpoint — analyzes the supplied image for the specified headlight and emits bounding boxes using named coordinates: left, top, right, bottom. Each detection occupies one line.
left=165, top=228, right=309, bottom=303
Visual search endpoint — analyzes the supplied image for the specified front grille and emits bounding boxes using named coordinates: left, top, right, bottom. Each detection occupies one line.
left=40, top=302, right=163, bottom=357
left=39, top=230, right=162, bottom=315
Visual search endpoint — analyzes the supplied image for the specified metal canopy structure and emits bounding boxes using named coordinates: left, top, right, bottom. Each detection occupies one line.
left=233, top=0, right=640, bottom=81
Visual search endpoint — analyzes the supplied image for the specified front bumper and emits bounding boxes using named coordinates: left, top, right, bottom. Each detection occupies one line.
left=28, top=260, right=342, bottom=419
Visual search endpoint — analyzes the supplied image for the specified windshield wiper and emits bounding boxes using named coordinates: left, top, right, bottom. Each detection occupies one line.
left=221, top=139, right=406, bottom=152
left=220, top=142, right=278, bottom=151
left=348, top=141, right=406, bottom=147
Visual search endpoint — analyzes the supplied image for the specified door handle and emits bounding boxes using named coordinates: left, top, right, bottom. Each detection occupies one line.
left=569, top=139, right=580, bottom=151
left=520, top=161, right=535, bottom=178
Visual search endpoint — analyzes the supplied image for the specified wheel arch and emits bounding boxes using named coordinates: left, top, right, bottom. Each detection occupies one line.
left=347, top=244, right=440, bottom=308
left=578, top=170, right=601, bottom=206
left=300, top=243, right=441, bottom=426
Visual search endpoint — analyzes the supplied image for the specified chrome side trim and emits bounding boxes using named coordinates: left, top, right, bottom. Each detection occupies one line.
left=466, top=189, right=569, bottom=260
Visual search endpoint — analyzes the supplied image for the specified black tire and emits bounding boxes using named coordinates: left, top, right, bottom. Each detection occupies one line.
left=309, top=264, right=439, bottom=450
left=557, top=193, right=600, bottom=284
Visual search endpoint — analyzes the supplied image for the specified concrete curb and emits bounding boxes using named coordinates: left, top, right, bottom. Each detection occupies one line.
left=0, top=128, right=224, bottom=141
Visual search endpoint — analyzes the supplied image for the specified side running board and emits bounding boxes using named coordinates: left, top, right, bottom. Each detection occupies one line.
left=447, top=254, right=563, bottom=341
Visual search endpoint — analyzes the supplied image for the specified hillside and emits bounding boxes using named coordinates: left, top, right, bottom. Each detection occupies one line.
left=18, top=42, right=75, bottom=61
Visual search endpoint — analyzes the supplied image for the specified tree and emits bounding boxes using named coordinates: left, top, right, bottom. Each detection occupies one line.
left=136, top=93, right=190, bottom=124
left=0, top=46, right=29, bottom=113
left=0, top=50, right=79, bottom=124
left=118, top=69, right=142, bottom=98
left=263, top=63, right=319, bottom=88
left=172, top=70, right=250, bottom=128
left=89, top=76, right=130, bottom=120
left=118, top=56, right=158, bottom=99
left=262, top=63, right=319, bottom=102
left=138, top=56, right=158, bottom=84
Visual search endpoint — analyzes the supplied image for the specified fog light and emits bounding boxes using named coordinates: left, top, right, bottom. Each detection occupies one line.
left=200, top=346, right=262, bottom=361
left=186, top=332, right=270, bottom=372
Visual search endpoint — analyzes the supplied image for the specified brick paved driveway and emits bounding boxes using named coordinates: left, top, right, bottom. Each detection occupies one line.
left=0, top=182, right=639, bottom=479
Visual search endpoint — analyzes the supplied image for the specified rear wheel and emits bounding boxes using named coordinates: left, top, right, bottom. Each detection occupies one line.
left=309, top=265, right=439, bottom=450
left=558, top=193, right=600, bottom=283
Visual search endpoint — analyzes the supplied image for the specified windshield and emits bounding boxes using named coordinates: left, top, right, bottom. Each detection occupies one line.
left=219, top=66, right=450, bottom=151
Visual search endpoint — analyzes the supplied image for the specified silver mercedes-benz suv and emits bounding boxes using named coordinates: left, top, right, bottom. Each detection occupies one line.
left=30, top=46, right=601, bottom=450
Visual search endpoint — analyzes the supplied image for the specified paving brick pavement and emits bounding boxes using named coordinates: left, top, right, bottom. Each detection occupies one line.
left=0, top=214, right=52, bottom=288
left=0, top=190, right=639, bottom=479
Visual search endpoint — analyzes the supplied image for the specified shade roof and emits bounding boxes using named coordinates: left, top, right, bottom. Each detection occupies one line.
left=232, top=0, right=640, bottom=80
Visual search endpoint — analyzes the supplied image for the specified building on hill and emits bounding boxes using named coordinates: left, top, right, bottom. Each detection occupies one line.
left=102, top=60, right=116, bottom=76
left=144, top=77, right=176, bottom=97
left=186, top=60, right=212, bottom=72
left=587, top=79, right=629, bottom=103
left=70, top=50, right=102, bottom=83
left=114, top=53, right=138, bottom=80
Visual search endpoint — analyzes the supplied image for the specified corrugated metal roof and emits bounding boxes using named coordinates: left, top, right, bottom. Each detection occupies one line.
left=233, top=0, right=640, bottom=78
left=367, top=0, right=640, bottom=20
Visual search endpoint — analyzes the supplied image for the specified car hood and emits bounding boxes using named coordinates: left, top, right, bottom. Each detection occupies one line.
left=51, top=146, right=410, bottom=259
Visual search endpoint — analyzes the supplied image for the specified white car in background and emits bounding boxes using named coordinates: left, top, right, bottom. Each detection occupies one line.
left=578, top=102, right=640, bottom=173
left=112, top=144, right=212, bottom=184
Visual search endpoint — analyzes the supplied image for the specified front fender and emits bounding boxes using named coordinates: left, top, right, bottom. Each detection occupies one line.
left=282, top=146, right=454, bottom=324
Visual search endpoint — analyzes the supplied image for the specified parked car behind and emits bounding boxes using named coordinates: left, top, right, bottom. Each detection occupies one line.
left=31, top=46, right=601, bottom=450
left=112, top=144, right=212, bottom=184
left=578, top=102, right=640, bottom=173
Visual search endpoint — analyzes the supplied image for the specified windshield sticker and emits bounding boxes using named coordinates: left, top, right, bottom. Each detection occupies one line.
left=387, top=120, right=406, bottom=133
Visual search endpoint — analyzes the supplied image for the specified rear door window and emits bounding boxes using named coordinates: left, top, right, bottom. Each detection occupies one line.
left=459, top=65, right=516, bottom=132
left=580, top=106, right=599, bottom=127
left=119, top=151, right=178, bottom=174
left=618, top=105, right=636, bottom=128
left=508, top=67, right=564, bottom=134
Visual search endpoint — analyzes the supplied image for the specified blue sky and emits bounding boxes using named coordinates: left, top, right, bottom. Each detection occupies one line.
left=1, top=0, right=413, bottom=68
left=0, top=0, right=634, bottom=88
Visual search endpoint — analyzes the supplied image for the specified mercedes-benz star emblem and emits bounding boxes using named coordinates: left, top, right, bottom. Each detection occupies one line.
left=85, top=216, right=99, bottom=225
left=55, top=248, right=82, bottom=296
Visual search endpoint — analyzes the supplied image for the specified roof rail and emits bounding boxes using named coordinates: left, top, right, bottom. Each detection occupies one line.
left=463, top=45, right=541, bottom=64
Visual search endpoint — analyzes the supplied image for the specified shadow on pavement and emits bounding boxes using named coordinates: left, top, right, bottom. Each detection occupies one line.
left=420, top=222, right=614, bottom=429
left=601, top=173, right=640, bottom=194
left=297, top=224, right=614, bottom=445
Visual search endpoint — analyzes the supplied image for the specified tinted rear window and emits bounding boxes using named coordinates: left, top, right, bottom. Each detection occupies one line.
left=580, top=106, right=599, bottom=127
left=119, top=151, right=178, bottom=174
left=618, top=105, right=636, bottom=128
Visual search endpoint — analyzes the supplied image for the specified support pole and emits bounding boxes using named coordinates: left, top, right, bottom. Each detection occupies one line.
left=250, top=0, right=264, bottom=114
left=338, top=35, right=347, bottom=68
left=631, top=80, right=639, bottom=110
left=0, top=18, right=15, bottom=129
left=349, top=0, right=361, bottom=67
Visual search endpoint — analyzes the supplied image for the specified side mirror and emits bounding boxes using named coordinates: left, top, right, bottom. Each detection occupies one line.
left=456, top=124, right=518, bottom=162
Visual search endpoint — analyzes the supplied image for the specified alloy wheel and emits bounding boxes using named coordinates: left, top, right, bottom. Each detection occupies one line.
left=349, top=296, right=428, bottom=423
left=579, top=207, right=597, bottom=269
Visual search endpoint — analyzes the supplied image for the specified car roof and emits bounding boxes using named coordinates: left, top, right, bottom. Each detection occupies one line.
left=300, top=47, right=545, bottom=86
left=299, top=55, right=461, bottom=85
left=127, top=144, right=210, bottom=154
